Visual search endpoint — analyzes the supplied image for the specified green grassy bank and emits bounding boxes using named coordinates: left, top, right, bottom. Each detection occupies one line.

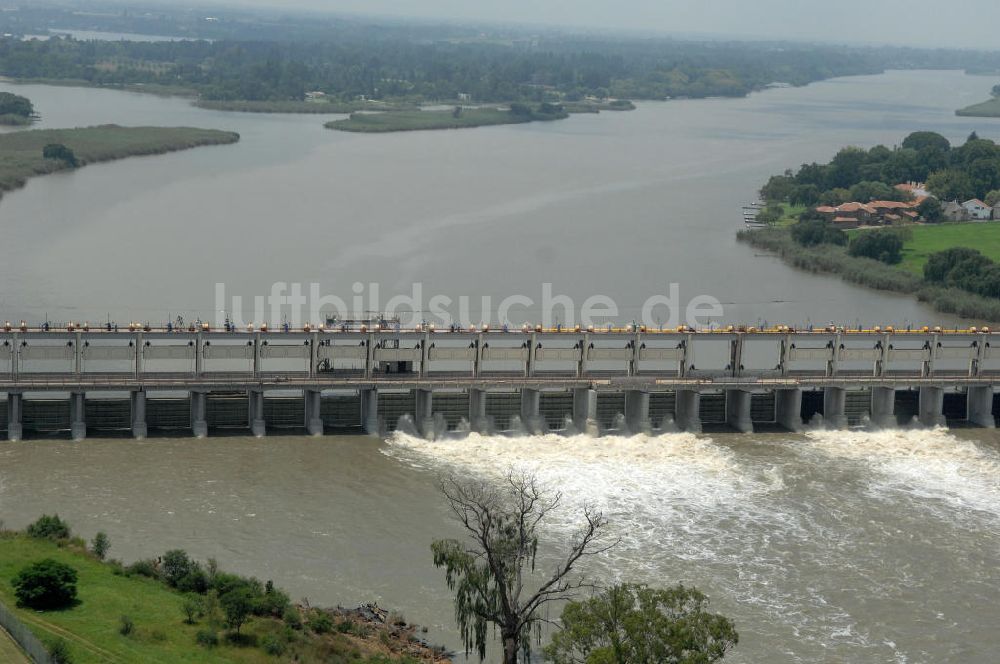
left=0, top=535, right=267, bottom=664
left=0, top=533, right=438, bottom=664
left=325, top=107, right=568, bottom=133
left=898, top=222, right=1000, bottom=274
left=739, top=226, right=1000, bottom=322
left=0, top=125, right=240, bottom=198
left=956, top=97, right=1000, bottom=118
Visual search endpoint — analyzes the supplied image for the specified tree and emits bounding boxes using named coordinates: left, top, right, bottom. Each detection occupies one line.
left=12, top=559, right=78, bottom=610
left=220, top=587, right=254, bottom=635
left=847, top=230, right=904, bottom=264
left=985, top=190, right=1000, bottom=207
left=432, top=471, right=615, bottom=664
left=452, top=106, right=463, bottom=119
left=0, top=92, right=34, bottom=118
left=27, top=515, right=71, bottom=541
left=917, top=197, right=944, bottom=223
left=182, top=595, right=204, bottom=625
left=926, top=169, right=974, bottom=202
left=901, top=131, right=950, bottom=153
left=848, top=180, right=894, bottom=203
left=924, top=247, right=988, bottom=283
left=161, top=549, right=195, bottom=587
left=790, top=220, right=846, bottom=247
left=544, top=583, right=738, bottom=664
left=42, top=143, right=78, bottom=167
left=90, top=532, right=110, bottom=560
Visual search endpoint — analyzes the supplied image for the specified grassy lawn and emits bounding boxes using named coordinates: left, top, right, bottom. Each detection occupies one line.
left=326, top=107, right=567, bottom=133
left=0, top=125, right=239, bottom=197
left=0, top=536, right=262, bottom=664
left=897, top=222, right=1000, bottom=274
left=0, top=535, right=434, bottom=664
left=956, top=97, right=1000, bottom=118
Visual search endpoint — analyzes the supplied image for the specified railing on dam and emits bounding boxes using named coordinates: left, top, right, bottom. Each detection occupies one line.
left=0, top=324, right=998, bottom=439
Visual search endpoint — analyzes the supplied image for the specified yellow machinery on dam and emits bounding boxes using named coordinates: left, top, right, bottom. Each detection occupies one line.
left=0, top=322, right=997, bottom=440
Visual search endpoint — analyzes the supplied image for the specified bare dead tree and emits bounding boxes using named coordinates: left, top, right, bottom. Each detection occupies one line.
left=431, top=469, right=617, bottom=664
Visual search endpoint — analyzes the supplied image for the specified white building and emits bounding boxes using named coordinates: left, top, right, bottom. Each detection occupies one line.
left=962, top=198, right=991, bottom=221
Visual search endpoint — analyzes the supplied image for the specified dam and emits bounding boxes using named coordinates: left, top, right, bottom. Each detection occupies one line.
left=1, top=322, right=999, bottom=441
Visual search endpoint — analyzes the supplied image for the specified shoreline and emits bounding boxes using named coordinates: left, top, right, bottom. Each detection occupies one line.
left=0, top=125, right=240, bottom=200
left=737, top=226, right=1000, bottom=323
left=0, top=531, right=451, bottom=663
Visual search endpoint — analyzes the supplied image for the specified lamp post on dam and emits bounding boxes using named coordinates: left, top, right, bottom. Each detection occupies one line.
left=1, top=322, right=998, bottom=440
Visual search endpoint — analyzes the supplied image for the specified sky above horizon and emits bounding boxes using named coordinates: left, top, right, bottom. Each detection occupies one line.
left=180, top=0, right=999, bottom=47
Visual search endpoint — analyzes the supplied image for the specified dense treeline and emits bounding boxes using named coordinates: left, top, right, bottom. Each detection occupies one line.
left=761, top=131, right=1000, bottom=206
left=0, top=34, right=893, bottom=103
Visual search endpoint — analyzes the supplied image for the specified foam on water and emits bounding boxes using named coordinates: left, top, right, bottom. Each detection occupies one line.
left=386, top=430, right=788, bottom=566
left=384, top=427, right=1000, bottom=662
left=803, top=427, right=1000, bottom=520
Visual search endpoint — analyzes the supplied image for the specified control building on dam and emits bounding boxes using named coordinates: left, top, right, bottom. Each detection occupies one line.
left=2, top=323, right=1000, bottom=441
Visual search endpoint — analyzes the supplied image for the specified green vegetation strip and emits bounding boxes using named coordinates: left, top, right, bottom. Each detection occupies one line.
left=194, top=99, right=416, bottom=114
left=898, top=223, right=1000, bottom=274
left=739, top=226, right=1000, bottom=322
left=0, top=536, right=245, bottom=664
left=326, top=107, right=567, bottom=133
left=956, top=97, right=1000, bottom=118
left=0, top=125, right=239, bottom=198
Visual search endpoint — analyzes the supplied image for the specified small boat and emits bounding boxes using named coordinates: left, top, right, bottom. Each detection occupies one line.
left=742, top=201, right=767, bottom=229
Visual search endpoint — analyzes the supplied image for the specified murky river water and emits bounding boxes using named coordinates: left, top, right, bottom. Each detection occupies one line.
left=1, top=70, right=1000, bottom=662
left=1, top=427, right=999, bottom=663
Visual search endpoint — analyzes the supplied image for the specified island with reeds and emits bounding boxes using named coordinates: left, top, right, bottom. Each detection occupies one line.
left=0, top=125, right=240, bottom=200
left=325, top=103, right=570, bottom=133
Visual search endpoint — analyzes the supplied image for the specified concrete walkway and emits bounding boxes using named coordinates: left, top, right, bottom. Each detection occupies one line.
left=0, top=624, right=31, bottom=663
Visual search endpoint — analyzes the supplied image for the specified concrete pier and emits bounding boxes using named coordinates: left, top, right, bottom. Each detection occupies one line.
left=305, top=389, right=324, bottom=436
left=7, top=393, right=22, bottom=442
left=415, top=389, right=434, bottom=437
left=725, top=389, right=753, bottom=433
left=191, top=391, right=208, bottom=438
left=573, top=388, right=599, bottom=436
left=131, top=391, right=147, bottom=440
left=967, top=386, right=995, bottom=428
left=625, top=390, right=651, bottom=435
left=468, top=388, right=488, bottom=432
left=870, top=387, right=895, bottom=429
left=823, top=387, right=847, bottom=429
left=520, top=388, right=544, bottom=434
left=675, top=389, right=701, bottom=433
left=70, top=391, right=86, bottom=441
left=362, top=389, right=379, bottom=436
left=775, top=389, right=802, bottom=432
left=918, top=386, right=946, bottom=427
left=249, top=390, right=266, bottom=438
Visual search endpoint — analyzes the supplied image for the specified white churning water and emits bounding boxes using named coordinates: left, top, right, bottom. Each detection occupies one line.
left=385, top=428, right=1000, bottom=663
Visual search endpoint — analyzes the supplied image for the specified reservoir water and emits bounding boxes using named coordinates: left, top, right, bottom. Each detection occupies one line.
left=1, top=70, right=1000, bottom=663
left=0, top=69, right=994, bottom=327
